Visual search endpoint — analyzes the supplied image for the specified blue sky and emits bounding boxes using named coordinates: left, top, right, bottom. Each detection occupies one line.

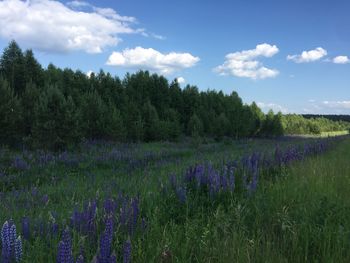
left=0, top=0, right=349, bottom=114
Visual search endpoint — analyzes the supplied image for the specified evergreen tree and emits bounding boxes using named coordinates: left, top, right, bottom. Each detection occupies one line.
left=0, top=78, right=22, bottom=145
left=33, top=86, right=79, bottom=150
left=21, top=82, right=40, bottom=136
left=215, top=112, right=230, bottom=139
left=105, top=104, right=126, bottom=141
left=124, top=102, right=144, bottom=142
left=142, top=100, right=160, bottom=141
left=187, top=113, right=203, bottom=137
left=0, top=40, right=26, bottom=95
left=24, top=49, right=44, bottom=87
left=80, top=91, right=107, bottom=139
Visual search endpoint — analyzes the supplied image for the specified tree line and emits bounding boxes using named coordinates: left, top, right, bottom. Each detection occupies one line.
left=302, top=114, right=350, bottom=123
left=282, top=114, right=350, bottom=135
left=0, top=41, right=347, bottom=150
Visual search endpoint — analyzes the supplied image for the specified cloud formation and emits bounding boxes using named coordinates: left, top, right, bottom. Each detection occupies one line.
left=323, top=101, right=350, bottom=109
left=106, top=47, right=200, bottom=75
left=214, top=43, right=279, bottom=80
left=303, top=100, right=350, bottom=114
left=257, top=102, right=288, bottom=113
left=333, top=56, right=350, bottom=64
left=287, top=47, right=327, bottom=63
left=0, top=0, right=141, bottom=53
left=176, top=77, right=186, bottom=84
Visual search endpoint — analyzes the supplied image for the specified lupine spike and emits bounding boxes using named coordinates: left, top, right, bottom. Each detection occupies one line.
left=123, top=240, right=131, bottom=263
left=15, top=236, right=22, bottom=262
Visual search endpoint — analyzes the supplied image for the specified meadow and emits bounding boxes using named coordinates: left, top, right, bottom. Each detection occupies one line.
left=1, top=135, right=350, bottom=262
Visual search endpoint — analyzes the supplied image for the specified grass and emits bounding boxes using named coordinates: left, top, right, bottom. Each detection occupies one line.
left=1, top=136, right=350, bottom=262
left=287, top=130, right=349, bottom=138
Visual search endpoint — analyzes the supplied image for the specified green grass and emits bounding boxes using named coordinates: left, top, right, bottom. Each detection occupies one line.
left=1, top=137, right=350, bottom=262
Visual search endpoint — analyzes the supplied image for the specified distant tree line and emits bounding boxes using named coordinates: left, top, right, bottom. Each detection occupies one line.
left=282, top=114, right=350, bottom=135
left=0, top=41, right=347, bottom=150
left=302, top=114, right=350, bottom=123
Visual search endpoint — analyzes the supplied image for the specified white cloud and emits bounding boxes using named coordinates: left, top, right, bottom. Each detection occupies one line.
left=333, top=56, right=350, bottom=64
left=214, top=43, right=279, bottom=80
left=287, top=47, right=327, bottom=63
left=86, top=70, right=94, bottom=78
left=176, top=77, right=185, bottom=84
left=323, top=101, right=350, bottom=109
left=302, top=100, right=350, bottom=114
left=106, top=47, right=200, bottom=75
left=0, top=0, right=142, bottom=53
left=257, top=102, right=288, bottom=113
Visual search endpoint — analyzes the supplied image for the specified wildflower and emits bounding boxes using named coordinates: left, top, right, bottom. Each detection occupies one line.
left=21, top=217, right=30, bottom=240
left=57, top=228, right=74, bottom=263
left=15, top=236, right=22, bottom=262
left=123, top=240, right=131, bottom=263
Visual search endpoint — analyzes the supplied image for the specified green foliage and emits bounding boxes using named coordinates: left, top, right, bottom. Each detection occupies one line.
left=187, top=113, right=203, bottom=137
left=142, top=100, right=160, bottom=141
left=0, top=40, right=26, bottom=95
left=0, top=78, right=23, bottom=145
left=80, top=90, right=108, bottom=139
left=32, top=86, right=80, bottom=150
left=282, top=114, right=350, bottom=135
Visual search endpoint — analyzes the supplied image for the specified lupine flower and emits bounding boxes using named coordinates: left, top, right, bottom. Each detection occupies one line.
left=15, top=236, right=22, bottom=262
left=97, top=217, right=114, bottom=263
left=75, top=255, right=84, bottom=263
left=123, top=240, right=131, bottom=263
left=21, top=217, right=30, bottom=240
left=1, top=221, right=11, bottom=261
left=42, top=194, right=49, bottom=205
left=1, top=220, right=22, bottom=262
left=57, top=228, right=74, bottom=263
left=12, top=156, right=30, bottom=171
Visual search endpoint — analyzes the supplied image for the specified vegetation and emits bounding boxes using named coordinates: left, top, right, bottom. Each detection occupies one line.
left=282, top=114, right=350, bottom=135
left=1, top=135, right=350, bottom=262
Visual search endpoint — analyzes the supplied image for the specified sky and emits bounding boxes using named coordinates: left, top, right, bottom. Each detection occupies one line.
left=0, top=0, right=349, bottom=114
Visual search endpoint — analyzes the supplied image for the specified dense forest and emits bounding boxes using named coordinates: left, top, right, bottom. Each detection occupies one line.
left=0, top=41, right=349, bottom=150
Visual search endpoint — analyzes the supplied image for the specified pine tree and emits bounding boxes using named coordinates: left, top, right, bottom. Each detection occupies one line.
left=0, top=40, right=26, bottom=95
left=33, top=86, right=79, bottom=150
left=0, top=78, right=23, bottom=145
left=142, top=100, right=160, bottom=141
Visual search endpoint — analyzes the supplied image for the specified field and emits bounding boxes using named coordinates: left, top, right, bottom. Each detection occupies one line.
left=1, top=136, right=350, bottom=262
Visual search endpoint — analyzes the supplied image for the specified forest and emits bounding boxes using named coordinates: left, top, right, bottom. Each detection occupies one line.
left=0, top=41, right=349, bottom=150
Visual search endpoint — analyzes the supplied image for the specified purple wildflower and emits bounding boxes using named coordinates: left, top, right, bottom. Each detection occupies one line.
left=97, top=217, right=114, bottom=263
left=21, top=217, right=30, bottom=240
left=123, top=240, right=131, bottom=263
left=57, top=228, right=74, bottom=263
left=15, top=236, right=22, bottom=262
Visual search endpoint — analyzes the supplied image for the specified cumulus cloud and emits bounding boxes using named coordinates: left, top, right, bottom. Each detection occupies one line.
left=214, top=43, right=279, bottom=80
left=257, top=102, right=288, bottom=113
left=0, top=0, right=143, bottom=53
left=333, top=56, right=350, bottom=64
left=287, top=47, right=327, bottom=63
left=176, top=77, right=185, bottom=84
left=106, top=47, right=200, bottom=75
